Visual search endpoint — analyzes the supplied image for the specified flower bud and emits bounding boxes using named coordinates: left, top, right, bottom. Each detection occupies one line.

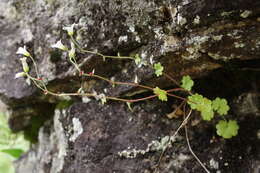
left=20, top=57, right=29, bottom=72
left=16, top=46, right=31, bottom=57
left=63, top=23, right=75, bottom=36
left=15, top=72, right=26, bottom=79
left=69, top=42, right=76, bottom=59
left=51, top=40, right=68, bottom=51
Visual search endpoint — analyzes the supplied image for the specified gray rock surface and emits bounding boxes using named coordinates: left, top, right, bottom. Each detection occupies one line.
left=15, top=95, right=260, bottom=173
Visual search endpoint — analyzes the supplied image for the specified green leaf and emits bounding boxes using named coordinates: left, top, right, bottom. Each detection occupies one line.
left=0, top=113, right=30, bottom=155
left=153, top=63, right=164, bottom=77
left=0, top=149, right=24, bottom=159
left=0, top=152, right=15, bottom=173
left=181, top=75, right=194, bottom=91
left=199, top=98, right=214, bottom=121
left=212, top=97, right=230, bottom=115
left=187, top=93, right=204, bottom=109
left=187, top=93, right=214, bottom=121
left=153, top=87, right=167, bottom=101
left=56, top=100, right=74, bottom=110
left=0, top=113, right=30, bottom=173
left=200, top=110, right=214, bottom=121
left=216, top=120, right=239, bottom=139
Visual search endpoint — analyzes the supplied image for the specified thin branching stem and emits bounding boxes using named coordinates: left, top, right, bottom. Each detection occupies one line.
left=167, top=93, right=188, bottom=101
left=41, top=87, right=158, bottom=103
left=154, top=105, right=191, bottom=173
left=83, top=73, right=153, bottom=90
left=162, top=72, right=180, bottom=87
left=70, top=36, right=134, bottom=61
left=184, top=110, right=211, bottom=173
left=29, top=55, right=40, bottom=78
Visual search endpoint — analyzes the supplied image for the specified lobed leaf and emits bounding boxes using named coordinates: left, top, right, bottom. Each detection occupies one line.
left=188, top=93, right=214, bottom=121
left=153, top=87, right=167, bottom=101
left=181, top=75, right=194, bottom=91
left=216, top=120, right=239, bottom=139
left=153, top=63, right=164, bottom=77
left=212, top=97, right=230, bottom=115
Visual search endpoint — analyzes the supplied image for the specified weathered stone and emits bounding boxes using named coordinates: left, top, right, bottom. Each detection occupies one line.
left=1, top=0, right=259, bottom=106
left=15, top=95, right=260, bottom=173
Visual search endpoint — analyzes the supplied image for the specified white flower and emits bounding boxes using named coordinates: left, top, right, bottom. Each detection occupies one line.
left=16, top=46, right=31, bottom=57
left=15, top=72, right=26, bottom=79
left=20, top=57, right=29, bottom=72
left=51, top=40, right=68, bottom=51
left=69, top=42, right=76, bottom=59
left=63, top=23, right=75, bottom=36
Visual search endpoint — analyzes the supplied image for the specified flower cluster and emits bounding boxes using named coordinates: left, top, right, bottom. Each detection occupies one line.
left=15, top=24, right=77, bottom=84
left=15, top=46, right=32, bottom=84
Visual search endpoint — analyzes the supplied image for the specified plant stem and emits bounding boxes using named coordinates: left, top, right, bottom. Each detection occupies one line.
left=83, top=73, right=153, bottom=90
left=70, top=36, right=134, bottom=61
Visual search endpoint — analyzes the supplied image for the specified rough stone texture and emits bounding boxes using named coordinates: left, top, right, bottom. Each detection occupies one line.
left=1, top=0, right=259, bottom=105
left=15, top=94, right=260, bottom=173
left=0, top=0, right=259, bottom=172
left=15, top=110, right=68, bottom=173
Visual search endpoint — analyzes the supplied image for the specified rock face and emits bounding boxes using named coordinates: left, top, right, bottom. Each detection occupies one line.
left=0, top=0, right=260, bottom=172
left=15, top=96, right=260, bottom=173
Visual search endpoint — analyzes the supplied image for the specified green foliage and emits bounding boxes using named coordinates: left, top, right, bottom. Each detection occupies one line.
left=56, top=100, right=74, bottom=110
left=188, top=94, right=214, bottom=121
left=188, top=93, right=238, bottom=138
left=216, top=120, right=239, bottom=139
left=153, top=63, right=164, bottom=77
left=181, top=75, right=194, bottom=91
left=153, top=87, right=167, bottom=101
left=0, top=113, right=30, bottom=173
left=1, top=149, right=24, bottom=158
left=0, top=152, right=15, bottom=173
left=212, top=97, right=230, bottom=115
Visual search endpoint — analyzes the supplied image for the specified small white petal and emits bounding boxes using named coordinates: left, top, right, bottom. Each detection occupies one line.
left=51, top=40, right=68, bottom=51
left=82, top=96, right=91, bottom=103
left=16, top=46, right=31, bottom=57
left=15, top=72, right=26, bottom=79
left=63, top=23, right=75, bottom=36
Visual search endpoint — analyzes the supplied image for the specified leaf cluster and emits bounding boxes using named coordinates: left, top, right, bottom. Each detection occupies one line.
left=187, top=93, right=238, bottom=138
left=188, top=94, right=214, bottom=121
